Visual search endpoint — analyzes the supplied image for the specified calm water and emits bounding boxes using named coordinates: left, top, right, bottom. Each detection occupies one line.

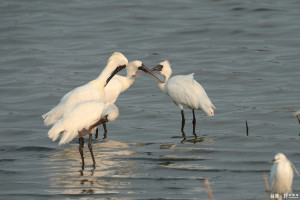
left=1, top=0, right=300, bottom=199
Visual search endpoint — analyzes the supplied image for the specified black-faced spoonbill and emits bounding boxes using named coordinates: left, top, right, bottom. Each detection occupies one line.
left=151, top=60, right=215, bottom=137
left=48, top=102, right=119, bottom=169
left=42, top=52, right=128, bottom=126
left=95, top=60, right=164, bottom=139
left=269, top=153, right=297, bottom=199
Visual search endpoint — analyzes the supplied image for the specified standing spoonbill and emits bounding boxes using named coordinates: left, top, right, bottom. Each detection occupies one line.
left=151, top=60, right=215, bottom=137
left=269, top=153, right=295, bottom=200
left=42, top=52, right=128, bottom=126
left=48, top=102, right=119, bottom=169
left=95, top=60, right=164, bottom=139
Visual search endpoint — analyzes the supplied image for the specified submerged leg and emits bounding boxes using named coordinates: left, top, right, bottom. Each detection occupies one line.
left=88, top=134, right=96, bottom=169
left=181, top=109, right=186, bottom=136
left=79, top=137, right=85, bottom=170
left=103, top=123, right=107, bottom=139
left=95, top=128, right=98, bottom=139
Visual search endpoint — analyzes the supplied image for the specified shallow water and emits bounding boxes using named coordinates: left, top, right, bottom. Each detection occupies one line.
left=1, top=0, right=300, bottom=199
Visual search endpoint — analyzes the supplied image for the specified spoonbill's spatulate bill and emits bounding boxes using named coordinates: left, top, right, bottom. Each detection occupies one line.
left=48, top=102, right=119, bottom=169
left=269, top=153, right=294, bottom=199
left=42, top=52, right=128, bottom=126
left=95, top=60, right=163, bottom=139
left=152, top=60, right=215, bottom=137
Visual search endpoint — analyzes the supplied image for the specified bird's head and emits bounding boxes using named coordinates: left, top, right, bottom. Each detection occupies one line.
left=105, top=52, right=128, bottom=85
left=128, top=60, right=164, bottom=83
left=151, top=60, right=172, bottom=82
left=272, top=153, right=287, bottom=163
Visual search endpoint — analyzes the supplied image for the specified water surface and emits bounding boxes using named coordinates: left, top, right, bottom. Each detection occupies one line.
left=1, top=0, right=300, bottom=199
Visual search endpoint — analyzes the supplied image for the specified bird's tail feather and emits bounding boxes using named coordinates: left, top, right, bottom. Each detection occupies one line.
left=43, top=105, right=63, bottom=126
left=207, top=106, right=215, bottom=116
left=48, top=121, right=64, bottom=142
left=59, top=131, right=78, bottom=145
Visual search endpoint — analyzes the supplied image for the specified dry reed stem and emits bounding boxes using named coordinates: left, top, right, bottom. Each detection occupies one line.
left=263, top=172, right=271, bottom=200
left=201, top=177, right=214, bottom=200
left=283, top=106, right=300, bottom=124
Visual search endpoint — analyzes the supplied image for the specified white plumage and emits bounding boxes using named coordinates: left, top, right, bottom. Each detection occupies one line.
left=93, top=60, right=163, bottom=139
left=104, top=60, right=144, bottom=104
left=104, top=60, right=163, bottom=104
left=152, top=60, right=215, bottom=135
left=42, top=52, right=128, bottom=126
left=48, top=102, right=119, bottom=145
left=165, top=74, right=215, bottom=115
left=269, top=153, right=294, bottom=199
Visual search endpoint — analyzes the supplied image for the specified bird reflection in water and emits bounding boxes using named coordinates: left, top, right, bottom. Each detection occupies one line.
left=47, top=140, right=137, bottom=195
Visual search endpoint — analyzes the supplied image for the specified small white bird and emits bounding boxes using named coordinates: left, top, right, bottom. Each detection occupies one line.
left=269, top=153, right=294, bottom=199
left=42, top=52, right=128, bottom=126
left=48, top=102, right=119, bottom=169
left=151, top=60, right=215, bottom=137
left=95, top=60, right=163, bottom=139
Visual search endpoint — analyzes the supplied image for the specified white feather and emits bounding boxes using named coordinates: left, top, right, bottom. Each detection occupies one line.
left=156, top=60, right=215, bottom=116
left=269, top=153, right=294, bottom=196
left=103, top=60, right=143, bottom=104
left=42, top=52, right=128, bottom=126
left=48, top=101, right=105, bottom=145
left=48, top=101, right=120, bottom=145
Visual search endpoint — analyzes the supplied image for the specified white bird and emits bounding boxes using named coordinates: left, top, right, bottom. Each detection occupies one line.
left=42, top=52, right=128, bottom=126
left=269, top=153, right=294, bottom=199
left=151, top=60, right=215, bottom=137
left=48, top=102, right=119, bottom=169
left=95, top=60, right=164, bottom=139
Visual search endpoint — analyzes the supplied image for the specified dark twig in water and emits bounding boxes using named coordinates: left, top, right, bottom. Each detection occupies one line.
left=201, top=177, right=214, bottom=200
left=283, top=106, right=300, bottom=124
left=246, top=120, right=249, bottom=136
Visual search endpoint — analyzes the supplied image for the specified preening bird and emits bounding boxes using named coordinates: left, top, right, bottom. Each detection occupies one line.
left=95, top=60, right=164, bottom=139
left=48, top=102, right=119, bottom=169
left=42, top=52, right=128, bottom=126
left=151, top=60, right=215, bottom=137
left=269, top=153, right=294, bottom=199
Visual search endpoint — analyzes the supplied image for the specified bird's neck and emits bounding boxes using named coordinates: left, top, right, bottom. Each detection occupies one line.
left=93, top=62, right=117, bottom=90
left=123, top=76, right=135, bottom=92
left=158, top=73, right=170, bottom=94
left=158, top=82, right=168, bottom=94
left=118, top=75, right=135, bottom=92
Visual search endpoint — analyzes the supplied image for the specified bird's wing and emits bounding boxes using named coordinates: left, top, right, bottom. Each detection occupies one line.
left=193, top=79, right=215, bottom=107
left=43, top=84, right=102, bottom=126
left=166, top=75, right=200, bottom=110
left=52, top=101, right=105, bottom=145
left=61, top=84, right=103, bottom=105
left=167, top=74, right=215, bottom=115
left=269, top=164, right=278, bottom=193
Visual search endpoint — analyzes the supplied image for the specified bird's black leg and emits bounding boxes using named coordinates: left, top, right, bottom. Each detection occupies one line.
left=95, top=128, right=98, bottom=139
left=88, top=134, right=96, bottom=169
left=103, top=123, right=107, bottom=139
left=192, top=110, right=198, bottom=138
left=79, top=137, right=85, bottom=170
left=181, top=109, right=186, bottom=137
